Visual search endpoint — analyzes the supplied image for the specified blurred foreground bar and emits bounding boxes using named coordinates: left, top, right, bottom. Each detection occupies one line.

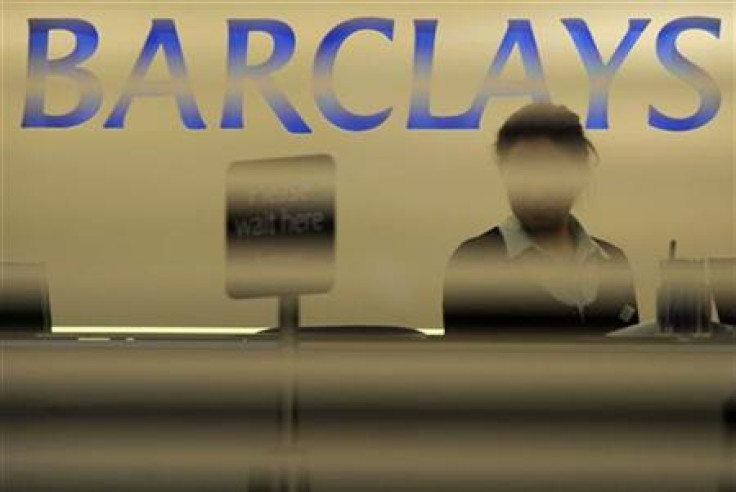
left=2, top=339, right=735, bottom=492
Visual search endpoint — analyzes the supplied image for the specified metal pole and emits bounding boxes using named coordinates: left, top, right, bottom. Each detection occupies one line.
left=279, top=294, right=299, bottom=350
left=278, top=294, right=299, bottom=492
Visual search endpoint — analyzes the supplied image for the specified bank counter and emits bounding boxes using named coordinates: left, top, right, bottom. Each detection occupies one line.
left=2, top=334, right=736, bottom=492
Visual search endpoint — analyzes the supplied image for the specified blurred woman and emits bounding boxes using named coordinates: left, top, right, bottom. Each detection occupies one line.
left=443, top=102, right=638, bottom=337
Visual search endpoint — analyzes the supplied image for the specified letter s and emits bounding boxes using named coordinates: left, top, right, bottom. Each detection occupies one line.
left=650, top=17, right=721, bottom=132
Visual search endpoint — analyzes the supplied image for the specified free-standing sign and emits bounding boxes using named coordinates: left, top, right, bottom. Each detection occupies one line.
left=226, top=154, right=335, bottom=299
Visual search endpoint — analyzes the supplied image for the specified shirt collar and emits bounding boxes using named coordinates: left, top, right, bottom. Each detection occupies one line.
left=498, top=214, right=611, bottom=261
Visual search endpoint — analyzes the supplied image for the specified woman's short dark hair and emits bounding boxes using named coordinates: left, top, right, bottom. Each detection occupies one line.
left=495, top=102, right=598, bottom=162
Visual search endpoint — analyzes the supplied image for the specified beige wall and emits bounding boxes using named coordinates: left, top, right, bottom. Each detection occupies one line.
left=1, top=1, right=733, bottom=329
